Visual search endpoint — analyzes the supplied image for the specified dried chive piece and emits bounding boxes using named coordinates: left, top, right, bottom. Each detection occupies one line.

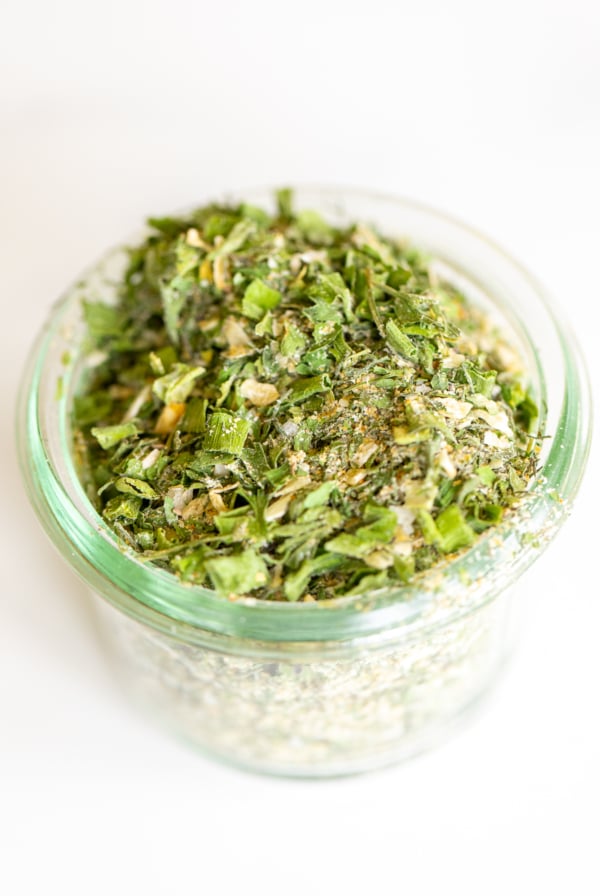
left=152, top=364, right=206, bottom=404
left=276, top=187, right=294, bottom=219
left=83, top=301, right=126, bottom=341
left=301, top=481, right=339, bottom=510
left=73, top=190, right=540, bottom=601
left=242, top=280, right=282, bottom=320
left=204, top=412, right=250, bottom=454
left=91, top=422, right=138, bottom=449
left=287, top=375, right=331, bottom=404
left=114, top=477, right=158, bottom=499
left=384, top=320, right=419, bottom=362
left=432, top=506, right=476, bottom=554
left=284, top=554, right=343, bottom=602
left=180, top=398, right=208, bottom=433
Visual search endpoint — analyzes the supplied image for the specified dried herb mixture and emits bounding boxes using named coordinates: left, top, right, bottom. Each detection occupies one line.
left=73, top=190, right=539, bottom=601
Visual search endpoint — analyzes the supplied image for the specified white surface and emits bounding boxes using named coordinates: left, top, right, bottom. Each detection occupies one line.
left=2, top=1, right=599, bottom=893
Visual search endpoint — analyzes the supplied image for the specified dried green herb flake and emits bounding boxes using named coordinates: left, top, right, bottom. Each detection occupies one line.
left=205, top=549, right=269, bottom=595
left=204, top=412, right=251, bottom=455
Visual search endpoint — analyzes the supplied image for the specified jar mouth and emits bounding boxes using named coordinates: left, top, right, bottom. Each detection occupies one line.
left=17, top=186, right=593, bottom=644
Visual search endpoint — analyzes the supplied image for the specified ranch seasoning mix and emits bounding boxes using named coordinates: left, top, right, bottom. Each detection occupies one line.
left=73, top=189, right=539, bottom=603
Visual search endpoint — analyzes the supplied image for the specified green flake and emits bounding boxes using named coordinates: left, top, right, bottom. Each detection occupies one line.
left=325, top=506, right=395, bottom=559
left=147, top=216, right=184, bottom=237
left=153, top=363, right=206, bottom=404
left=458, top=362, right=497, bottom=398
left=296, top=209, right=334, bottom=244
left=435, top=506, right=476, bottom=553
left=419, top=506, right=475, bottom=554
left=240, top=203, right=271, bottom=227
left=103, top=494, right=143, bottom=521
left=159, top=275, right=195, bottom=345
left=171, top=549, right=207, bottom=582
left=280, top=323, right=307, bottom=357
left=204, top=411, right=250, bottom=454
left=276, top=187, right=294, bottom=219
left=255, top=310, right=275, bottom=337
left=301, top=481, right=339, bottom=509
left=175, top=237, right=201, bottom=276
left=324, top=533, right=372, bottom=560
left=385, top=320, right=419, bottom=362
left=214, top=507, right=249, bottom=536
left=91, top=422, right=138, bottom=450
left=393, top=555, right=415, bottom=583
left=392, top=425, right=432, bottom=445
left=180, top=397, right=208, bottom=433
left=304, top=298, right=344, bottom=323
left=205, top=549, right=269, bottom=595
left=360, top=503, right=397, bottom=541
left=240, top=445, right=271, bottom=482
left=74, top=391, right=113, bottom=427
left=209, top=219, right=255, bottom=259
left=83, top=301, right=126, bottom=341
left=309, top=272, right=351, bottom=305
left=418, top=510, right=441, bottom=546
left=242, top=279, right=282, bottom=320
left=149, top=346, right=178, bottom=375
left=502, top=382, right=538, bottom=430
left=287, top=374, right=331, bottom=404
left=344, top=570, right=390, bottom=596
left=284, top=554, right=343, bottom=602
left=203, top=213, right=236, bottom=241
left=476, top=465, right=496, bottom=486
left=114, top=477, right=158, bottom=500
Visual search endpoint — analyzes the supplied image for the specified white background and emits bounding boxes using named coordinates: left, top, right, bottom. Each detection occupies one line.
left=2, top=1, right=599, bottom=893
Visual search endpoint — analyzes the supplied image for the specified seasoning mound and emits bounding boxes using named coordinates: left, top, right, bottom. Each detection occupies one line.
left=74, top=190, right=539, bottom=601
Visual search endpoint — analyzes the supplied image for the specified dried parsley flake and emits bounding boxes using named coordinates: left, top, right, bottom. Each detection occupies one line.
left=73, top=190, right=539, bottom=601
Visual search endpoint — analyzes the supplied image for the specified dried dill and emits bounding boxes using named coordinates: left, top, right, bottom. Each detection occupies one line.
left=73, top=190, right=539, bottom=601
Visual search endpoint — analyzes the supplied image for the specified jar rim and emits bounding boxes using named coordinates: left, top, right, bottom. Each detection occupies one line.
left=17, top=186, right=593, bottom=644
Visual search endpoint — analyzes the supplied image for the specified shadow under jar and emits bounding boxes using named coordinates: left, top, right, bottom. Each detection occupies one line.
left=18, top=187, right=591, bottom=777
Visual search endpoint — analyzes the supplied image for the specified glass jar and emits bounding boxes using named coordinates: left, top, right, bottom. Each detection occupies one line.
left=17, top=187, right=592, bottom=776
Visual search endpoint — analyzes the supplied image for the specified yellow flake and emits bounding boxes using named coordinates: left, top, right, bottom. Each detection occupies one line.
left=186, top=228, right=208, bottom=249
left=352, top=438, right=379, bottom=467
left=199, top=258, right=213, bottom=282
left=208, top=491, right=227, bottom=513
left=240, top=378, right=280, bottom=407
left=155, top=402, right=186, bottom=435
left=213, top=256, right=230, bottom=292
left=265, top=495, right=291, bottom=522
